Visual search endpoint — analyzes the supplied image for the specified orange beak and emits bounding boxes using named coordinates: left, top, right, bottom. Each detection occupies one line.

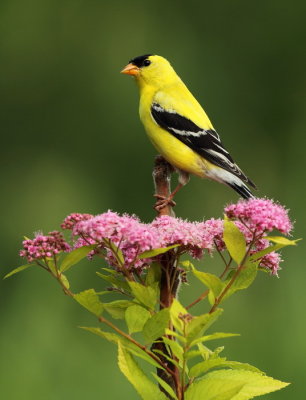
left=120, top=63, right=140, bottom=76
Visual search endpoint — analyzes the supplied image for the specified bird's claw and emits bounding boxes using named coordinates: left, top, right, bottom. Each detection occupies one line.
left=153, top=194, right=176, bottom=211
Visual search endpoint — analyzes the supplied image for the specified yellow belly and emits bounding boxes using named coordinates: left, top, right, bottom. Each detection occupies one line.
left=142, top=113, right=207, bottom=178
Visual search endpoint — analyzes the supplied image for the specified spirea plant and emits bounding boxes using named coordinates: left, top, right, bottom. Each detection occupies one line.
left=6, top=160, right=299, bottom=400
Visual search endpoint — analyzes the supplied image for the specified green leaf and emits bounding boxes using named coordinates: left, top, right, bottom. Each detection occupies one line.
left=59, top=273, right=70, bottom=289
left=223, top=261, right=258, bottom=301
left=80, top=326, right=120, bottom=344
left=139, top=244, right=180, bottom=259
left=211, top=346, right=225, bottom=358
left=220, top=361, right=263, bottom=374
left=189, top=358, right=262, bottom=378
left=192, top=268, right=224, bottom=302
left=186, top=381, right=244, bottom=400
left=185, top=369, right=289, bottom=400
left=151, top=372, right=178, bottom=400
left=186, top=350, right=204, bottom=360
left=165, top=328, right=186, bottom=344
left=162, top=337, right=184, bottom=364
left=264, top=236, right=300, bottom=245
left=143, top=308, right=170, bottom=343
left=82, top=327, right=162, bottom=369
left=45, top=257, right=57, bottom=275
left=95, top=290, right=113, bottom=296
left=250, top=237, right=300, bottom=263
left=189, top=332, right=240, bottom=348
left=153, top=349, right=181, bottom=369
left=249, top=237, right=300, bottom=264
left=249, top=245, right=283, bottom=262
left=74, top=289, right=103, bottom=316
left=208, top=290, right=215, bottom=306
left=123, top=345, right=164, bottom=370
left=104, top=300, right=135, bottom=319
left=96, top=271, right=130, bottom=291
left=196, top=343, right=213, bottom=360
left=128, top=281, right=157, bottom=309
left=151, top=282, right=160, bottom=305
left=118, top=343, right=168, bottom=400
left=125, top=305, right=151, bottom=334
left=189, top=357, right=227, bottom=377
left=188, top=345, right=223, bottom=366
left=186, top=309, right=223, bottom=345
left=60, top=245, right=96, bottom=272
left=223, top=218, right=247, bottom=265
left=180, top=260, right=193, bottom=270
left=101, top=267, right=117, bottom=275
left=146, top=262, right=162, bottom=285
left=3, top=264, right=34, bottom=279
left=169, top=298, right=188, bottom=334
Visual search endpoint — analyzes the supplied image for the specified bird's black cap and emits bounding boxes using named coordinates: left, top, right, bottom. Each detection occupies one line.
left=129, top=54, right=153, bottom=68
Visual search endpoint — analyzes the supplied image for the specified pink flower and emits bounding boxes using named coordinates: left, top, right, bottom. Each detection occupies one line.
left=200, top=218, right=225, bottom=251
left=249, top=238, right=282, bottom=274
left=151, top=216, right=203, bottom=247
left=225, top=198, right=292, bottom=235
left=73, top=211, right=130, bottom=240
left=61, top=213, right=93, bottom=230
left=20, top=231, right=70, bottom=263
left=150, top=215, right=224, bottom=258
left=74, top=211, right=161, bottom=249
left=73, top=211, right=161, bottom=269
left=260, top=252, right=282, bottom=275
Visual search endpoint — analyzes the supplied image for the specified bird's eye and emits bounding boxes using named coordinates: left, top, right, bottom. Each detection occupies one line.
left=143, top=59, right=151, bottom=67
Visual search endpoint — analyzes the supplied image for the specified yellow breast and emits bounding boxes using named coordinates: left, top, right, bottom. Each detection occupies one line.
left=139, top=95, right=207, bottom=177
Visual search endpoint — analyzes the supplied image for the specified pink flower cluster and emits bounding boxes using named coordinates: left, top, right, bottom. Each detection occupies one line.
left=72, top=211, right=162, bottom=268
left=246, top=237, right=281, bottom=275
left=150, top=216, right=224, bottom=258
left=68, top=212, right=223, bottom=268
left=224, top=198, right=293, bottom=274
left=20, top=231, right=70, bottom=263
left=20, top=199, right=293, bottom=275
left=225, top=198, right=292, bottom=235
left=61, top=213, right=93, bottom=230
left=260, top=252, right=282, bottom=275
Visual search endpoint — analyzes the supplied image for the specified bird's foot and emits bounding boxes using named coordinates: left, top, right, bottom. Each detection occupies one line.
left=153, top=194, right=176, bottom=211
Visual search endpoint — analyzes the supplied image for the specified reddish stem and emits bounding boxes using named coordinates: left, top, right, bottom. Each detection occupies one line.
left=152, top=156, right=182, bottom=400
left=153, top=156, right=175, bottom=217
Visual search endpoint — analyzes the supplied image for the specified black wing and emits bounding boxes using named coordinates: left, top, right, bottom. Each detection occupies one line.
left=151, top=102, right=256, bottom=188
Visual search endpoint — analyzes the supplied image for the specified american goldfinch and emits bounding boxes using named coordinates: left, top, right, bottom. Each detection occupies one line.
left=121, top=54, right=256, bottom=205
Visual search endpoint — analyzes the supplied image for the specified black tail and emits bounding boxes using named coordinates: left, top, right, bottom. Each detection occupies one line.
left=227, top=182, right=254, bottom=199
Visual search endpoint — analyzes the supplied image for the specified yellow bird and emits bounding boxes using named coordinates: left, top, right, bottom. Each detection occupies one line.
left=121, top=54, right=256, bottom=206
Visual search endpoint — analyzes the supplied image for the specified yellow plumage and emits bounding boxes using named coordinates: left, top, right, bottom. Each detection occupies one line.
left=121, top=54, right=256, bottom=200
left=139, top=84, right=213, bottom=178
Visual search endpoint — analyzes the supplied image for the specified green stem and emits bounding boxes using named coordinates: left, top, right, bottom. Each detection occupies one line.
left=209, top=239, right=255, bottom=314
left=98, top=315, right=176, bottom=379
left=186, top=248, right=233, bottom=311
left=102, top=238, right=134, bottom=281
left=35, top=260, right=50, bottom=272
left=214, top=240, right=228, bottom=267
left=219, top=258, right=233, bottom=279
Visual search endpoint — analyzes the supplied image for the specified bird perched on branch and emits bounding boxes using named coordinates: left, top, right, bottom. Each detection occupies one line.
left=121, top=54, right=256, bottom=208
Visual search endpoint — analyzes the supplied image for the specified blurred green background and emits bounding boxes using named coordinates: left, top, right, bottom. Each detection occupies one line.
left=1, top=0, right=305, bottom=399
